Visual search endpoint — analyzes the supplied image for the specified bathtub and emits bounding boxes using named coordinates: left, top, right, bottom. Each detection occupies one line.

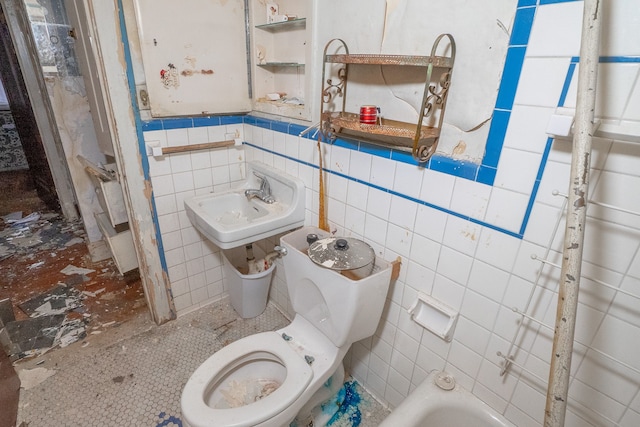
left=378, top=371, right=514, bottom=427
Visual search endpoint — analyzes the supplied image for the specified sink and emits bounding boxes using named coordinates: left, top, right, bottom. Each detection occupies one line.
left=184, top=161, right=306, bottom=249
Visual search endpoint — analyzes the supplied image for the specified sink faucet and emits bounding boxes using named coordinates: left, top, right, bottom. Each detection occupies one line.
left=245, top=172, right=276, bottom=204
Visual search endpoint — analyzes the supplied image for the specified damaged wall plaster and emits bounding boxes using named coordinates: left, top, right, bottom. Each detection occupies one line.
left=318, top=0, right=516, bottom=161
left=88, top=0, right=175, bottom=323
left=127, top=0, right=515, bottom=161
left=382, top=0, right=516, bottom=160
left=24, top=0, right=108, bottom=244
left=19, top=0, right=108, bottom=243
left=45, top=76, right=106, bottom=243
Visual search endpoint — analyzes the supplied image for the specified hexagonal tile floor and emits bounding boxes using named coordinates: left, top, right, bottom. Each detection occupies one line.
left=16, top=300, right=389, bottom=426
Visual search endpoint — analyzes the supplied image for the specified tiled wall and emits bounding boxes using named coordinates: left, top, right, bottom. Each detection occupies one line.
left=142, top=116, right=247, bottom=313
left=141, top=1, right=640, bottom=426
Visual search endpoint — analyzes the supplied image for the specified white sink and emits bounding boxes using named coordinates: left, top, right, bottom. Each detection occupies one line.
left=184, top=161, right=305, bottom=249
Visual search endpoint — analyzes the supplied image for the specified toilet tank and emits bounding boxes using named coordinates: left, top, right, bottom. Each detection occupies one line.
left=280, top=226, right=392, bottom=348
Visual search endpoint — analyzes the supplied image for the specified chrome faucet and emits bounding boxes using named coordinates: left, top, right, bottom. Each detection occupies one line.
left=244, top=172, right=275, bottom=204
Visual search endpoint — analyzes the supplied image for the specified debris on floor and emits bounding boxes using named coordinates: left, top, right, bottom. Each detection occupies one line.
left=0, top=209, right=147, bottom=362
left=60, top=264, right=95, bottom=276
left=17, top=367, right=57, bottom=391
left=291, top=379, right=375, bottom=427
left=0, top=295, right=87, bottom=360
left=16, top=301, right=390, bottom=427
left=18, top=284, right=84, bottom=317
left=2, top=312, right=66, bottom=354
left=323, top=380, right=366, bottom=426
left=0, top=212, right=84, bottom=262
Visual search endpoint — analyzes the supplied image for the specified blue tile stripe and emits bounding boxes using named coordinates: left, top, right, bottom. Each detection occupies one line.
left=479, top=0, right=537, bottom=189
left=142, top=115, right=244, bottom=131
left=519, top=136, right=555, bottom=236
left=117, top=0, right=168, bottom=273
left=558, top=61, right=577, bottom=107
left=572, top=56, right=640, bottom=64
left=495, top=47, right=528, bottom=112
left=516, top=54, right=579, bottom=235
left=133, top=0, right=639, bottom=242
left=244, top=141, right=522, bottom=239
left=510, top=7, right=536, bottom=46
left=540, top=0, right=582, bottom=4
left=482, top=110, right=512, bottom=171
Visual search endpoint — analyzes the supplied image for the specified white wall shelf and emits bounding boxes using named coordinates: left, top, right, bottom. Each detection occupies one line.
left=257, top=62, right=304, bottom=68
left=251, top=0, right=310, bottom=120
left=255, top=17, right=306, bottom=32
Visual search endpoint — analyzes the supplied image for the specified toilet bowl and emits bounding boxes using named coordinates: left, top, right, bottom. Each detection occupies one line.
left=182, top=315, right=344, bottom=427
left=181, top=226, right=393, bottom=427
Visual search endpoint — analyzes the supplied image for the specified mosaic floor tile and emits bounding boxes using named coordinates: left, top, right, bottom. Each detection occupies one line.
left=17, top=300, right=390, bottom=426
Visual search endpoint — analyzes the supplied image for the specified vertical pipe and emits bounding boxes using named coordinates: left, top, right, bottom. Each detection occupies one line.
left=544, top=1, right=601, bottom=426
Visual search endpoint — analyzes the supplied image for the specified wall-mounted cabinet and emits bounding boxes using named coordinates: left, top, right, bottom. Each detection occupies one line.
left=133, top=0, right=251, bottom=117
left=250, top=0, right=312, bottom=120
left=320, top=35, right=456, bottom=162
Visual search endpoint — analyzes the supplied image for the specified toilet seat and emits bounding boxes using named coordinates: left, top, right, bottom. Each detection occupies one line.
left=181, top=331, right=314, bottom=427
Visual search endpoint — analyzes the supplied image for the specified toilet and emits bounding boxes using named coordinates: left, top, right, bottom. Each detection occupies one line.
left=181, top=226, right=393, bottom=427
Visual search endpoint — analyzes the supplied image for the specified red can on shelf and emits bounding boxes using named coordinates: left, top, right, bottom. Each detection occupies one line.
left=359, top=105, right=378, bottom=125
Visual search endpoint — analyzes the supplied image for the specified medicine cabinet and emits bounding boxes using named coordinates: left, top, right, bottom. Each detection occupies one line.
left=133, top=0, right=313, bottom=120
left=250, top=0, right=312, bottom=120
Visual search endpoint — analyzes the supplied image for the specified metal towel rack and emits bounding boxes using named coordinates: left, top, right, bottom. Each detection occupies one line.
left=496, top=189, right=640, bottom=427
left=147, top=138, right=242, bottom=157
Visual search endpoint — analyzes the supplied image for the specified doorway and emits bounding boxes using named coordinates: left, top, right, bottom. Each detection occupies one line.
left=0, top=0, right=147, bottom=363
left=0, top=4, right=60, bottom=215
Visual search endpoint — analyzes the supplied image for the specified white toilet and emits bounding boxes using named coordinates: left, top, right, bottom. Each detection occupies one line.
left=181, top=226, right=393, bottom=427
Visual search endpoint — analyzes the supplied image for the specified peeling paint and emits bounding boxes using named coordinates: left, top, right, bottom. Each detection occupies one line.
left=160, top=63, right=180, bottom=88
left=45, top=76, right=106, bottom=244
left=452, top=140, right=467, bottom=156
left=79, top=0, right=176, bottom=325
left=143, top=179, right=154, bottom=202
left=185, top=55, right=197, bottom=68
left=181, top=69, right=215, bottom=76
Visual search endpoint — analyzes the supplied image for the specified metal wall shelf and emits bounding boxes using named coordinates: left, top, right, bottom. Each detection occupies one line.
left=325, top=53, right=453, bottom=68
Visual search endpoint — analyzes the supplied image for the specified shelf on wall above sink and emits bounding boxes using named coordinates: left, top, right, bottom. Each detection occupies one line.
left=325, top=53, right=453, bottom=68
left=325, top=112, right=440, bottom=154
left=257, top=62, right=305, bottom=68
left=255, top=18, right=306, bottom=32
left=319, top=34, right=456, bottom=162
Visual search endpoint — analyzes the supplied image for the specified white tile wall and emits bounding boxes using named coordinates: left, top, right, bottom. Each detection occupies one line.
left=513, top=57, right=572, bottom=107
left=503, top=105, right=555, bottom=154
left=526, top=1, right=583, bottom=58
left=231, top=114, right=639, bottom=427
left=141, top=2, right=640, bottom=427
left=144, top=124, right=245, bottom=315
